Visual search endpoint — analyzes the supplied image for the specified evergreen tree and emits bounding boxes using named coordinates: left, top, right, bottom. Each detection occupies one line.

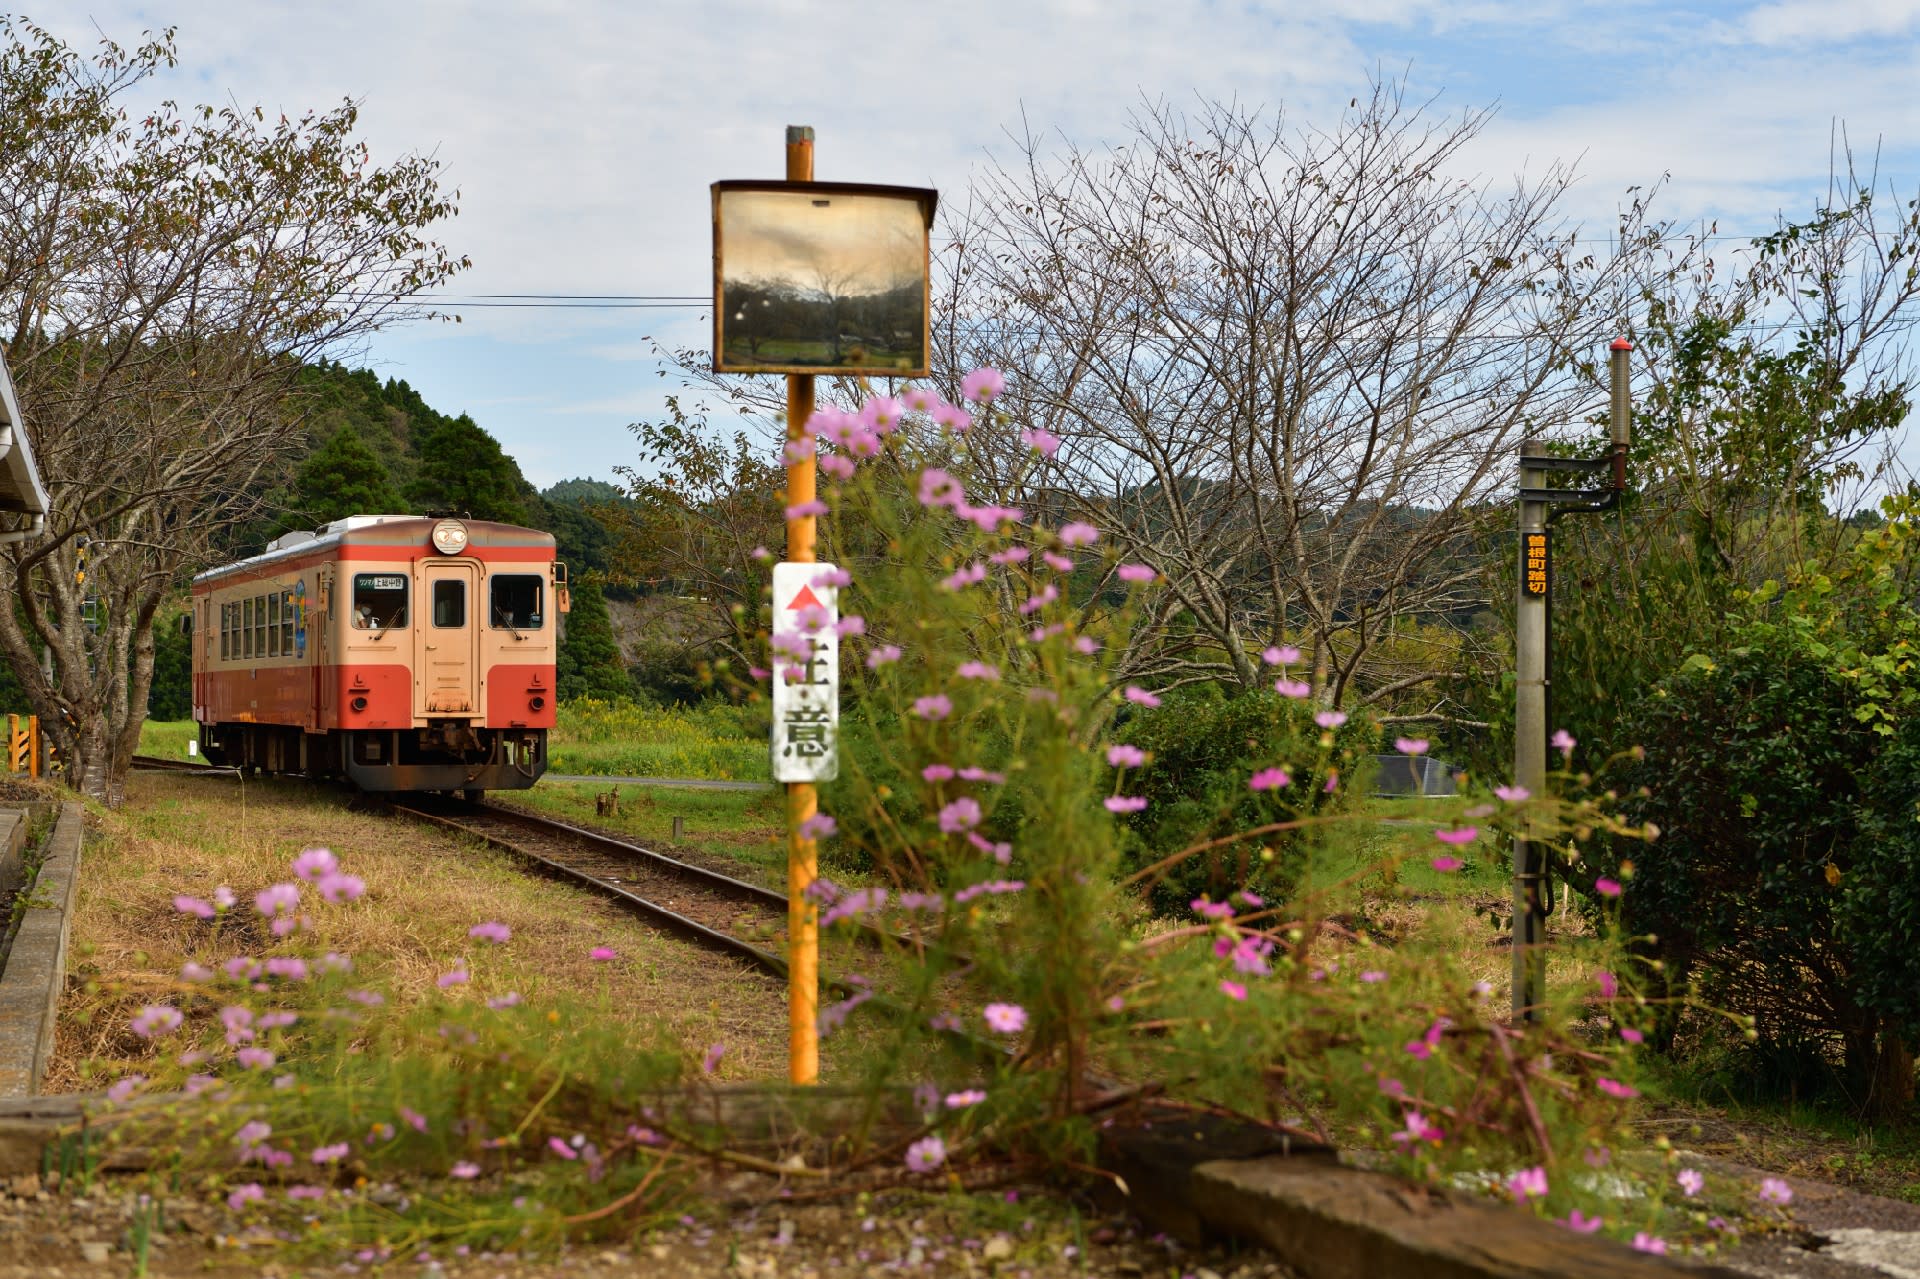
left=556, top=579, right=632, bottom=702
left=407, top=414, right=535, bottom=524
left=294, top=424, right=405, bottom=524
left=147, top=613, right=193, bottom=720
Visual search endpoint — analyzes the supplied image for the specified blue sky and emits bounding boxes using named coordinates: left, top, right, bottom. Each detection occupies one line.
left=52, top=0, right=1920, bottom=488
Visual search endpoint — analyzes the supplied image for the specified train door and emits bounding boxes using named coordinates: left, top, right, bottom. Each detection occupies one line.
left=416, top=562, right=480, bottom=716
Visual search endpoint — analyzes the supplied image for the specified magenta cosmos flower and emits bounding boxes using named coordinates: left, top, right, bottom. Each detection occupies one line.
left=912, top=694, right=953, bottom=721
left=960, top=367, right=1005, bottom=403
left=982, top=1003, right=1027, bottom=1034
left=905, top=1135, right=947, bottom=1172
left=1106, top=744, right=1146, bottom=768
left=468, top=921, right=511, bottom=944
left=938, top=797, right=983, bottom=834
left=1434, top=827, right=1479, bottom=845
left=1248, top=767, right=1290, bottom=791
left=1117, top=563, right=1156, bottom=583
left=1058, top=522, right=1099, bottom=547
left=1104, top=796, right=1147, bottom=813
left=1123, top=686, right=1161, bottom=708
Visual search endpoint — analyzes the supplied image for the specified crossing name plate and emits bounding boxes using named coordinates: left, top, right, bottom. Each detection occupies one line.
left=770, top=561, right=840, bottom=783
left=1521, top=531, right=1550, bottom=598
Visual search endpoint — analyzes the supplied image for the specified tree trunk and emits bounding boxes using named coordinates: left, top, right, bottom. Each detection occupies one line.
left=1863, top=1031, right=1917, bottom=1123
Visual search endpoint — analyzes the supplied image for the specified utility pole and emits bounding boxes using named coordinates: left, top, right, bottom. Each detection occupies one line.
left=783, top=124, right=821, bottom=1085
left=1511, top=337, right=1633, bottom=1023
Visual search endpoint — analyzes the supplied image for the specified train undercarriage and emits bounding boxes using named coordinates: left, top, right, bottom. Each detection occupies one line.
left=198, top=722, right=547, bottom=795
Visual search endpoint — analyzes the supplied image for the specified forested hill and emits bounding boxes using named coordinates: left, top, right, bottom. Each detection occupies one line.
left=251, top=360, right=621, bottom=581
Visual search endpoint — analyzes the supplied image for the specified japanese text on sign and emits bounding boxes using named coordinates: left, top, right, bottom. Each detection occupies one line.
left=770, top=561, right=840, bottom=783
left=1522, top=531, right=1550, bottom=598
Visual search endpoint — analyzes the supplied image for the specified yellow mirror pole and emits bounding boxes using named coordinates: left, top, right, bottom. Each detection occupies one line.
left=784, top=123, right=821, bottom=1087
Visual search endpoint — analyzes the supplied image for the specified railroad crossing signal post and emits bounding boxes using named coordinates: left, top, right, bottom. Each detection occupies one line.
left=1512, top=338, right=1633, bottom=1023
left=782, top=124, right=822, bottom=1085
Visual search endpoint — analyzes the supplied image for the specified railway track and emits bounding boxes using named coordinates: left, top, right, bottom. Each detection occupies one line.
left=384, top=796, right=799, bottom=979
left=129, top=754, right=222, bottom=773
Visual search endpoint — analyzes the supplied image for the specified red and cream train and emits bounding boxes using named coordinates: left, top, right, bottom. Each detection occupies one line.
left=190, top=516, right=567, bottom=793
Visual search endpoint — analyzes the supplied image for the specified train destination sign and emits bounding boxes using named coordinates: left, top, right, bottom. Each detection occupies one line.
left=1522, top=531, right=1550, bottom=598
left=770, top=561, right=840, bottom=783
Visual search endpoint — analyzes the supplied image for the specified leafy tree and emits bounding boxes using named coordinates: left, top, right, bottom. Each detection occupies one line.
left=406, top=414, right=535, bottom=525
left=540, top=478, right=624, bottom=585
left=294, top=425, right=406, bottom=524
left=0, top=19, right=466, bottom=802
left=556, top=579, right=632, bottom=703
left=147, top=612, right=192, bottom=721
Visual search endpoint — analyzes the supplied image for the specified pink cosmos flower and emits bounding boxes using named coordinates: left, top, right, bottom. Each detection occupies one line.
left=798, top=812, right=837, bottom=839
left=990, top=546, right=1031, bottom=565
left=1117, top=563, right=1156, bottom=583
left=1507, top=1166, right=1548, bottom=1201
left=1620, top=1026, right=1645, bottom=1044
left=1042, top=551, right=1074, bottom=573
left=469, top=921, right=511, bottom=944
left=436, top=967, right=468, bottom=989
left=1073, top=635, right=1100, bottom=655
left=1104, top=796, right=1147, bottom=813
left=819, top=453, right=856, bottom=480
left=1390, top=1109, right=1444, bottom=1145
left=1758, top=1177, right=1793, bottom=1206
left=861, top=395, right=904, bottom=431
left=932, top=401, right=972, bottom=432
left=1248, top=768, right=1290, bottom=791
left=292, top=848, right=338, bottom=882
left=255, top=883, right=300, bottom=917
left=961, top=367, right=1006, bottom=403
left=866, top=645, right=902, bottom=668
left=1059, top=522, right=1099, bottom=547
left=1594, top=877, right=1622, bottom=898
left=1273, top=678, right=1311, bottom=699
left=1431, top=856, right=1465, bottom=873
left=130, top=1005, right=183, bottom=1038
left=702, top=1043, right=726, bottom=1075
left=180, top=961, right=212, bottom=982
left=1551, top=729, right=1576, bottom=758
left=966, top=832, right=1013, bottom=863
left=918, top=469, right=963, bottom=508
left=1124, top=686, right=1161, bottom=707
left=174, top=895, right=216, bottom=918
left=1494, top=785, right=1530, bottom=802
left=1219, top=979, right=1248, bottom=1002
left=449, top=1161, right=481, bottom=1180
left=1595, top=1077, right=1638, bottom=1099
left=1314, top=711, right=1347, bottom=730
left=905, top=1135, right=948, bottom=1173
left=1595, top=969, right=1618, bottom=999
left=784, top=500, right=829, bottom=519
left=1405, top=1039, right=1434, bottom=1060
left=1394, top=738, right=1429, bottom=755
left=1360, top=970, right=1388, bottom=983
left=813, top=567, right=852, bottom=588
left=922, top=764, right=956, bottom=782
left=227, top=1183, right=265, bottom=1211
left=264, top=957, right=307, bottom=981
left=1191, top=898, right=1235, bottom=920
left=945, top=1090, right=987, bottom=1108
left=782, top=437, right=817, bottom=464
left=311, top=1143, right=350, bottom=1165
left=1562, top=1210, right=1603, bottom=1234
left=1678, top=1168, right=1704, bottom=1197
left=590, top=946, right=617, bottom=961
left=1632, top=1234, right=1667, bottom=1255
left=317, top=872, right=365, bottom=905
left=213, top=885, right=235, bottom=909
left=487, top=993, right=522, bottom=1009
left=836, top=616, right=865, bottom=638
left=1263, top=645, right=1303, bottom=666
left=957, top=767, right=1005, bottom=784
left=938, top=797, right=983, bottom=833
left=913, top=694, right=953, bottom=721
left=399, top=1108, right=428, bottom=1134
left=956, top=661, right=1000, bottom=681
left=107, top=1075, right=146, bottom=1104
left=547, top=1136, right=578, bottom=1160
left=1434, top=827, right=1479, bottom=845
left=1020, top=583, right=1060, bottom=615
left=236, top=1047, right=276, bottom=1070
left=983, top=1003, right=1027, bottom=1034
left=1021, top=427, right=1060, bottom=457
left=940, top=563, right=987, bottom=591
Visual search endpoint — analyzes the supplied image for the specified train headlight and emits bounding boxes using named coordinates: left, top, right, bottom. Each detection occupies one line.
left=430, top=519, right=470, bottom=556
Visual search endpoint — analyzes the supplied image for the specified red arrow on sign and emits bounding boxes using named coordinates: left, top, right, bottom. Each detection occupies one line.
left=786, top=583, right=824, bottom=611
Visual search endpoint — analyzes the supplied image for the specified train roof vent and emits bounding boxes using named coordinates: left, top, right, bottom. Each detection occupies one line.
left=265, top=529, right=320, bottom=553
left=318, top=515, right=418, bottom=534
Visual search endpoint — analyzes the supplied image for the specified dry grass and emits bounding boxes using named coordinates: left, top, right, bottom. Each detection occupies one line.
left=49, top=772, right=792, bottom=1091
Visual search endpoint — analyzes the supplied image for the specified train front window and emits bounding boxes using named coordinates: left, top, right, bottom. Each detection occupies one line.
left=489, top=575, right=543, bottom=630
left=432, top=579, right=466, bottom=628
left=352, top=574, right=408, bottom=630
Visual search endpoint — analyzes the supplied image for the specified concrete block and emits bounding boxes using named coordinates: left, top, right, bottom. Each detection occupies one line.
left=0, top=804, right=83, bottom=1098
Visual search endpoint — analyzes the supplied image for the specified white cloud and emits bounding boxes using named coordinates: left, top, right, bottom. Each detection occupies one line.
left=1741, top=0, right=1920, bottom=44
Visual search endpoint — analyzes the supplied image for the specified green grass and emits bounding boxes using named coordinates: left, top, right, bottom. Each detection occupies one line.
left=548, top=699, right=767, bottom=781
left=138, top=719, right=198, bottom=759
left=500, top=778, right=787, bottom=885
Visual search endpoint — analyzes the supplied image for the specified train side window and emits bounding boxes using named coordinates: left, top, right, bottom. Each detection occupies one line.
left=488, top=575, right=543, bottom=629
left=352, top=574, right=408, bottom=630
left=255, top=594, right=267, bottom=657
left=432, top=579, right=466, bottom=628
left=240, top=598, right=251, bottom=658
left=267, top=592, right=280, bottom=657
left=220, top=602, right=229, bottom=660
left=282, top=594, right=295, bottom=654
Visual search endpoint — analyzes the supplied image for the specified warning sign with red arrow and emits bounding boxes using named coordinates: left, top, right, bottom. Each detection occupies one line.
left=770, top=561, right=840, bottom=783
